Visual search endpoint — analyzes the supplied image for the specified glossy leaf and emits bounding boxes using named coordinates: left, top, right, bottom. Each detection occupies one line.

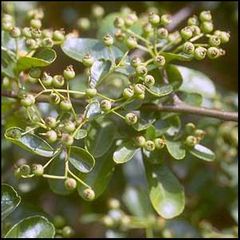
left=2, top=31, right=26, bottom=52
left=86, top=121, right=117, bottom=158
left=84, top=101, right=101, bottom=120
left=78, top=149, right=115, bottom=199
left=165, top=139, right=186, bottom=160
left=1, top=184, right=21, bottom=220
left=161, top=52, right=193, bottom=62
left=69, top=146, right=95, bottom=173
left=166, top=64, right=183, bottom=90
left=144, top=162, right=185, bottom=219
left=132, top=117, right=155, bottom=132
left=113, top=142, right=138, bottom=164
left=16, top=48, right=56, bottom=72
left=146, top=84, right=173, bottom=97
left=61, top=38, right=123, bottom=63
left=189, top=144, right=215, bottom=161
left=4, top=127, right=57, bottom=157
left=5, top=215, right=55, bottom=238
left=74, top=129, right=87, bottom=140
left=178, top=91, right=202, bottom=106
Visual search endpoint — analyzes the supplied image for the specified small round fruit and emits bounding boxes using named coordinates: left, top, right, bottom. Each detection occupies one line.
left=61, top=133, right=74, bottom=146
left=114, top=16, right=125, bottom=28
left=194, top=129, right=206, bottom=139
left=102, top=216, right=115, bottom=227
left=46, top=130, right=58, bottom=143
left=161, top=14, right=171, bottom=26
left=64, top=121, right=76, bottom=133
left=52, top=30, right=65, bottom=42
left=64, top=178, right=77, bottom=190
left=49, top=93, right=61, bottom=105
left=53, top=75, right=65, bottom=88
left=183, top=41, right=195, bottom=55
left=190, top=25, right=201, bottom=36
left=114, top=29, right=125, bottom=42
left=209, top=35, right=221, bottom=47
left=25, top=38, right=38, bottom=50
left=125, top=113, right=138, bottom=125
left=82, top=188, right=95, bottom=201
left=126, top=36, right=137, bottom=49
left=108, top=198, right=120, bottom=209
left=123, top=88, right=134, bottom=99
left=10, top=27, right=21, bottom=38
left=45, top=116, right=57, bottom=128
left=103, top=33, right=114, bottom=46
left=194, top=47, right=207, bottom=60
left=63, top=65, right=75, bottom=81
left=85, top=88, right=97, bottom=97
left=185, top=122, right=196, bottom=134
left=136, top=65, right=148, bottom=76
left=199, top=11, right=212, bottom=22
left=219, top=31, right=230, bottom=43
left=185, top=135, right=197, bottom=147
left=144, top=75, right=155, bottom=87
left=77, top=17, right=90, bottom=31
left=136, top=93, right=145, bottom=100
left=92, top=4, right=104, bottom=18
left=53, top=215, right=66, bottom=229
left=41, top=37, right=53, bottom=48
left=134, top=84, right=145, bottom=95
left=2, top=21, right=14, bottom=31
left=207, top=47, right=220, bottom=59
left=21, top=94, right=35, bottom=107
left=144, top=140, right=155, bottom=151
left=29, top=67, right=41, bottom=78
left=60, top=99, right=72, bottom=111
left=131, top=57, right=142, bottom=68
left=30, top=18, right=42, bottom=29
left=22, top=27, right=32, bottom=38
left=158, top=27, right=168, bottom=38
left=62, top=226, right=74, bottom=238
left=154, top=138, right=165, bottom=149
left=82, top=54, right=94, bottom=67
left=200, top=21, right=213, bottom=33
left=19, top=164, right=31, bottom=176
left=135, top=136, right=146, bottom=147
left=42, top=72, right=53, bottom=87
left=180, top=27, right=193, bottom=40
left=100, top=100, right=111, bottom=111
left=154, top=55, right=165, bottom=66
left=143, top=23, right=153, bottom=35
left=31, top=164, right=44, bottom=176
left=188, top=15, right=199, bottom=26
left=149, top=12, right=160, bottom=26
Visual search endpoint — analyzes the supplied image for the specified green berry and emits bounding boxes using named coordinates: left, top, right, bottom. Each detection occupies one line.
left=207, top=47, right=220, bottom=59
left=185, top=135, right=197, bottom=147
left=199, top=11, right=212, bottom=22
left=61, top=133, right=74, bottom=146
left=194, top=47, right=207, bottom=60
left=126, top=36, right=137, bottom=49
left=188, top=15, right=199, bottom=26
left=82, top=188, right=95, bottom=201
left=31, top=164, right=44, bottom=176
left=149, top=12, right=160, bottom=26
left=77, top=18, right=91, bottom=31
left=60, top=99, right=72, bottom=111
left=92, top=4, right=104, bottom=18
left=45, top=116, right=57, bottom=128
left=31, top=28, right=42, bottom=39
left=52, top=30, right=65, bottom=42
left=42, top=72, right=53, bottom=87
left=2, top=14, right=14, bottom=24
left=64, top=121, right=76, bottom=133
left=46, top=130, right=58, bottom=143
left=136, top=65, right=148, bottom=76
left=49, top=93, right=61, bottom=105
left=62, top=226, right=74, bottom=238
left=114, top=29, right=126, bottom=42
left=2, top=22, right=14, bottom=32
left=144, top=140, right=155, bottom=151
left=190, top=25, right=201, bottom=36
left=209, top=35, right=221, bottom=47
left=194, top=129, right=206, bottom=139
left=125, top=113, right=138, bottom=125
left=82, top=54, right=94, bottom=67
left=183, top=41, right=195, bottom=55
left=85, top=88, right=97, bottom=97
left=2, top=77, right=10, bottom=87
left=10, top=27, right=21, bottom=38
left=63, top=65, right=75, bottom=80
left=200, top=21, right=213, bottom=33
left=42, top=29, right=53, bottom=38
left=30, top=18, right=42, bottom=29
left=125, top=13, right=137, bottom=27
left=131, top=57, right=142, bottom=68
left=180, top=27, right=193, bottom=40
left=219, top=31, right=230, bottom=44
left=19, top=164, right=31, bottom=176
left=134, top=84, right=145, bottom=95
left=25, top=38, right=38, bottom=50
left=41, top=37, right=53, bottom=48
left=154, top=138, right=165, bottom=149
left=64, top=178, right=77, bottom=190
left=21, top=94, right=35, bottom=107
left=168, top=31, right=181, bottom=42
left=144, top=75, right=155, bottom=87
left=143, top=23, right=153, bottom=35
left=29, top=68, right=41, bottom=78
left=103, top=34, right=114, bottom=47
left=123, top=88, right=134, bottom=99
left=135, top=136, right=146, bottom=147
left=136, top=93, right=145, bottom=100
left=185, top=122, right=196, bottom=134
left=102, top=216, right=114, bottom=227
left=154, top=55, right=165, bottom=66
left=161, top=14, right=171, bottom=26
left=114, top=17, right=125, bottom=29
left=53, top=215, right=66, bottom=229
left=100, top=100, right=111, bottom=111
left=108, top=198, right=120, bottom=209
left=53, top=75, right=65, bottom=88
left=158, top=27, right=168, bottom=38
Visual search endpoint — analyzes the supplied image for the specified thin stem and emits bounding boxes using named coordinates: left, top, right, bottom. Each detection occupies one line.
left=68, top=169, right=91, bottom=188
left=42, top=174, right=66, bottom=180
left=112, top=110, right=125, bottom=120
left=21, top=126, right=39, bottom=136
left=96, top=92, right=115, bottom=102
left=43, top=154, right=58, bottom=169
left=38, top=78, right=47, bottom=90
left=125, top=28, right=151, bottom=45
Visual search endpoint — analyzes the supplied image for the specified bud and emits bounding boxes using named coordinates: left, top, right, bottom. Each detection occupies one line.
left=82, top=54, right=94, bottom=67
left=144, top=75, right=155, bottom=87
left=100, top=100, right=112, bottom=111
left=32, top=164, right=44, bottom=176
left=135, top=136, right=146, bottom=147
left=200, top=21, right=213, bottom=33
left=143, top=23, right=153, bottom=35
left=45, top=116, right=57, bottom=128
left=25, top=38, right=38, bottom=50
left=114, top=17, right=125, bottom=29
left=158, top=28, right=168, bottom=38
left=64, top=178, right=77, bottom=190
left=63, top=65, right=75, bottom=80
left=207, top=47, right=220, bottom=59
left=42, top=72, right=53, bottom=87
left=125, top=113, right=138, bottom=125
left=92, top=4, right=104, bottom=18
left=53, top=75, right=65, bottom=88
left=52, top=30, right=65, bottom=42
left=46, top=130, right=58, bottom=143
left=65, top=121, right=76, bottom=133
left=126, top=36, right=137, bottom=49
left=154, top=55, right=165, bottom=66
left=114, top=29, right=125, bottom=42
left=41, top=37, right=53, bottom=48
left=144, top=140, right=155, bottom=151
left=154, top=138, right=165, bottom=149
left=19, top=164, right=31, bottom=176
left=209, top=35, right=221, bottom=47
left=82, top=188, right=95, bottom=201
left=149, top=12, right=160, bottom=26
left=180, top=26, right=193, bottom=40
left=131, top=57, right=142, bottom=68
left=188, top=15, right=199, bottom=26
left=199, top=11, right=212, bottom=22
left=61, top=133, right=74, bottom=146
left=85, top=88, right=97, bottom=97
left=77, top=17, right=90, bottom=31
left=161, top=14, right=171, bottom=26
left=194, top=47, right=207, bottom=60
left=125, top=13, right=137, bottom=27
left=183, top=41, right=195, bottom=55
left=123, top=88, right=134, bottom=99
left=10, top=27, right=21, bottom=38
left=30, top=18, right=42, bottom=29
left=185, top=135, right=197, bottom=147
left=21, top=94, right=35, bottom=107
left=136, top=65, right=148, bottom=76
left=108, top=198, right=120, bottom=209
left=60, top=99, right=72, bottom=111
left=103, top=34, right=114, bottom=47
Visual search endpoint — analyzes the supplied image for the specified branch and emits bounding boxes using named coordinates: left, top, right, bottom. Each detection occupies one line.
left=2, top=90, right=238, bottom=122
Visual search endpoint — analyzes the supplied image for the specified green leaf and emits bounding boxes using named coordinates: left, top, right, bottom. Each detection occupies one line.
left=178, top=91, right=202, bottom=106
left=113, top=142, right=138, bottom=164
left=69, top=146, right=95, bottom=173
left=161, top=52, right=193, bottom=62
left=74, top=129, right=87, bottom=140
left=146, top=84, right=173, bottom=97
left=177, top=66, right=216, bottom=98
left=2, top=31, right=26, bottom=52
left=189, top=144, right=215, bottom=161
left=144, top=162, right=185, bottom=219
left=61, top=37, right=123, bottom=63
left=77, top=149, right=115, bottom=199
left=4, top=127, right=57, bottom=157
left=1, top=184, right=21, bottom=220
left=17, top=48, right=56, bottom=72
left=5, top=215, right=55, bottom=238
left=86, top=120, right=117, bottom=158
left=90, top=60, right=111, bottom=88
left=132, top=118, right=155, bottom=132
left=165, top=139, right=186, bottom=160
left=166, top=64, right=183, bottom=90
left=84, top=101, right=101, bottom=120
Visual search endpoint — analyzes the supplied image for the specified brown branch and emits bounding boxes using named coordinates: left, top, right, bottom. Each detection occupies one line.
left=2, top=90, right=238, bottom=122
